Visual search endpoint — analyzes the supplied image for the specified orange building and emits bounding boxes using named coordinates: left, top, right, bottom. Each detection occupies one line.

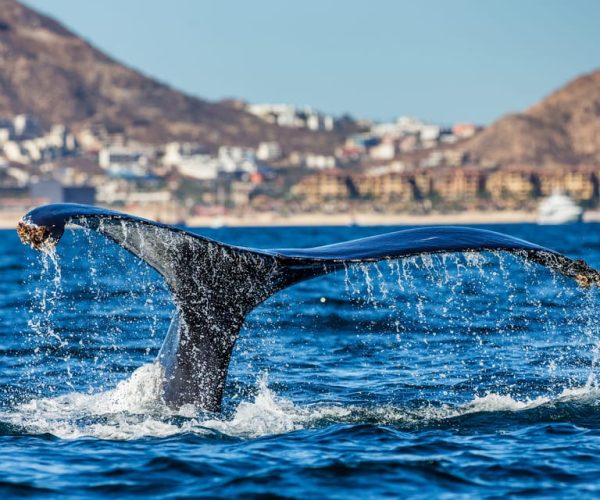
left=291, top=169, right=357, bottom=203
left=353, top=171, right=413, bottom=202
left=432, top=168, right=484, bottom=200
left=485, top=165, right=538, bottom=201
left=537, top=165, right=598, bottom=201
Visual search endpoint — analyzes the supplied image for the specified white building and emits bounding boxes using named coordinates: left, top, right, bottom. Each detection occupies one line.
left=163, top=142, right=208, bottom=166
left=13, top=115, right=42, bottom=139
left=98, top=145, right=157, bottom=177
left=419, top=124, right=441, bottom=143
left=256, top=141, right=281, bottom=162
left=99, top=146, right=145, bottom=169
left=369, top=140, right=395, bottom=160
left=44, top=124, right=77, bottom=151
left=247, top=103, right=335, bottom=131
left=305, top=154, right=336, bottom=170
left=164, top=144, right=259, bottom=181
left=175, top=155, right=220, bottom=180
left=0, top=121, right=12, bottom=145
left=3, top=141, right=29, bottom=163
left=218, top=146, right=257, bottom=174
left=77, top=126, right=109, bottom=152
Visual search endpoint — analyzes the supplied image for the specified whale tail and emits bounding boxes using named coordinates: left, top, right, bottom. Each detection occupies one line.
left=17, top=203, right=600, bottom=411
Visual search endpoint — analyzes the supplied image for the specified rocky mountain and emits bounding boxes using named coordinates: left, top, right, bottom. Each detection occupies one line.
left=465, top=69, right=600, bottom=167
left=0, top=0, right=340, bottom=153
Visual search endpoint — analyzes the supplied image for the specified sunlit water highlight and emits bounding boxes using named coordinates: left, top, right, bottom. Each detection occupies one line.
left=1, top=223, right=600, bottom=496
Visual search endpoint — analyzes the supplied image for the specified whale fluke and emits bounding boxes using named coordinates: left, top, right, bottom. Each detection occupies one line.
left=17, top=203, right=600, bottom=411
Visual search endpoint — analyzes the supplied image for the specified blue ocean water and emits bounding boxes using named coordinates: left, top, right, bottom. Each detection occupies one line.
left=1, top=222, right=600, bottom=497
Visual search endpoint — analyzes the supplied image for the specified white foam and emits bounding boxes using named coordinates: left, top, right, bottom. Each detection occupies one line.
left=202, top=375, right=350, bottom=438
left=2, top=363, right=199, bottom=440
left=459, top=384, right=600, bottom=415
left=0, top=367, right=348, bottom=440
left=2, top=367, right=599, bottom=440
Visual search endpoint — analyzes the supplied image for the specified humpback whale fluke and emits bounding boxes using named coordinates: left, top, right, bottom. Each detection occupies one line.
left=17, top=203, right=600, bottom=412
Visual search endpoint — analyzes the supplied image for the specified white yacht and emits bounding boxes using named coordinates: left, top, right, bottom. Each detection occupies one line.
left=537, top=191, right=583, bottom=225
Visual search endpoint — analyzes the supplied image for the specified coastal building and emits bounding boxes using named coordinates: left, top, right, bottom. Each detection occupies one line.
left=218, top=146, right=257, bottom=173
left=432, top=168, right=484, bottom=200
left=163, top=142, right=209, bottom=166
left=163, top=142, right=217, bottom=180
left=165, top=145, right=259, bottom=181
left=292, top=170, right=357, bottom=203
left=354, top=170, right=413, bottom=203
left=537, top=165, right=598, bottom=201
left=396, top=116, right=427, bottom=135
left=368, top=139, right=395, bottom=160
left=486, top=165, right=537, bottom=202
left=0, top=119, right=13, bottom=145
left=256, top=142, right=282, bottom=162
left=76, top=125, right=110, bottom=152
left=371, top=116, right=442, bottom=143
left=290, top=163, right=600, bottom=210
left=2, top=141, right=29, bottom=163
left=98, top=145, right=156, bottom=178
left=452, top=123, right=479, bottom=139
left=305, top=154, right=336, bottom=170
left=563, top=166, right=598, bottom=201
left=99, top=146, right=146, bottom=169
left=419, top=124, right=441, bottom=146
left=174, top=155, right=219, bottom=181
left=247, top=103, right=335, bottom=131
left=13, top=115, right=42, bottom=140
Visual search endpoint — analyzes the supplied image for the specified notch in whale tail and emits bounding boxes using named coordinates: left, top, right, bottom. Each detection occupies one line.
left=17, top=203, right=600, bottom=412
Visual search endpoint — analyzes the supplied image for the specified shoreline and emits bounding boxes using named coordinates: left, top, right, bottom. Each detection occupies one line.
left=3, top=209, right=600, bottom=229
left=186, top=210, right=542, bottom=227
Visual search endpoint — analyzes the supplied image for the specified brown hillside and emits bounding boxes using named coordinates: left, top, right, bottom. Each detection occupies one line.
left=465, top=69, right=600, bottom=167
left=0, top=0, right=341, bottom=153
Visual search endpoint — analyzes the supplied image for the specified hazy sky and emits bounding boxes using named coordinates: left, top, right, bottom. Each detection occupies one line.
left=24, top=0, right=600, bottom=125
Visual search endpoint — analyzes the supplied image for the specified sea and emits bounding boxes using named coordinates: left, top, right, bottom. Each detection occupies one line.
left=1, top=222, right=600, bottom=498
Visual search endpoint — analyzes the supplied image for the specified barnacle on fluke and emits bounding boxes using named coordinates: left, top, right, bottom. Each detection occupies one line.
left=571, top=260, right=600, bottom=288
left=16, top=221, right=55, bottom=250
left=525, top=251, right=600, bottom=289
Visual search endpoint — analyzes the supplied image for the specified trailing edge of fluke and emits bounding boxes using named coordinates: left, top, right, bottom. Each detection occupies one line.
left=16, top=203, right=600, bottom=412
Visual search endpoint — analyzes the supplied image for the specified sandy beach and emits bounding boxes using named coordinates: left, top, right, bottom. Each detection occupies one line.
left=185, top=210, right=543, bottom=227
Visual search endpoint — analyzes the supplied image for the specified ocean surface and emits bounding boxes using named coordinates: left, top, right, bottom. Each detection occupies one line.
left=1, top=222, right=600, bottom=498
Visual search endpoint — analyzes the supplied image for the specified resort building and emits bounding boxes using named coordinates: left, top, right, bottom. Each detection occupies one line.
left=485, top=165, right=538, bottom=202
left=354, top=171, right=413, bottom=203
left=537, top=165, right=598, bottom=201
left=291, top=169, right=358, bottom=203
left=432, top=168, right=484, bottom=200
